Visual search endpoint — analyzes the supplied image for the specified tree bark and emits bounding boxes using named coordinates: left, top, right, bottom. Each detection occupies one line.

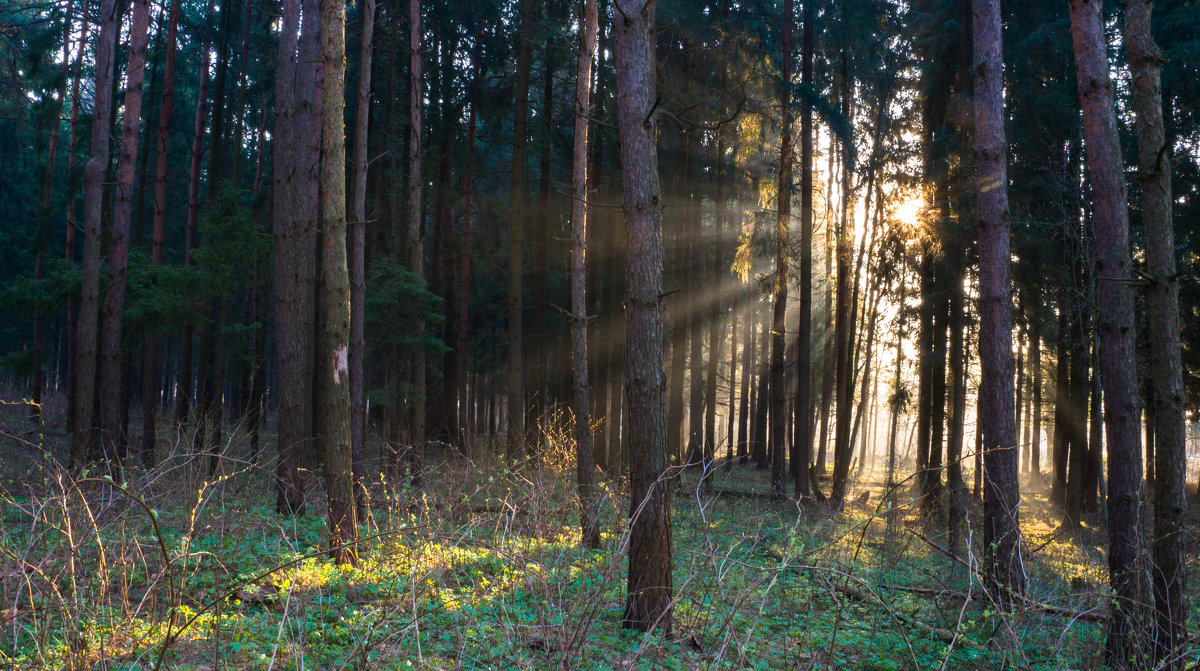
left=974, top=0, right=1024, bottom=597
left=791, top=0, right=814, bottom=500
left=768, top=0, right=794, bottom=501
left=99, top=0, right=149, bottom=470
left=1068, top=0, right=1153, bottom=663
left=407, top=0, right=425, bottom=485
left=140, top=0, right=180, bottom=466
left=318, top=0, right=357, bottom=565
left=349, top=0, right=375, bottom=517
left=1124, top=1, right=1186, bottom=662
left=273, top=0, right=321, bottom=514
left=613, top=0, right=671, bottom=633
left=571, top=0, right=600, bottom=549
left=71, top=0, right=119, bottom=469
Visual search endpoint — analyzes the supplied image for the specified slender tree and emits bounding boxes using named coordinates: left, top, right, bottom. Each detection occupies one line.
left=508, top=0, right=534, bottom=459
left=571, top=0, right=600, bottom=549
left=350, top=0, right=376, bottom=515
left=768, top=0, right=794, bottom=501
left=140, top=0, right=181, bottom=466
left=792, top=0, right=814, bottom=500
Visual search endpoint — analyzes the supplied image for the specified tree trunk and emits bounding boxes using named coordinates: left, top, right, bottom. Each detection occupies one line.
left=319, top=0, right=357, bottom=566
left=1030, top=291, right=1043, bottom=476
left=508, top=0, right=534, bottom=459
left=458, top=35, right=481, bottom=445
left=768, top=0, right=794, bottom=500
left=792, top=0, right=814, bottom=499
left=613, top=0, right=671, bottom=633
left=1052, top=223, right=1070, bottom=503
left=974, top=0, right=1024, bottom=597
left=1125, top=2, right=1187, bottom=662
left=272, top=0, right=320, bottom=514
left=71, top=0, right=119, bottom=469
left=140, top=0, right=180, bottom=466
left=99, top=0, right=149, bottom=470
left=737, top=289, right=751, bottom=462
left=178, top=0, right=218, bottom=430
left=1068, top=0, right=1153, bottom=662
left=571, top=0, right=600, bottom=549
left=349, top=0, right=375, bottom=517
left=407, top=0, right=425, bottom=484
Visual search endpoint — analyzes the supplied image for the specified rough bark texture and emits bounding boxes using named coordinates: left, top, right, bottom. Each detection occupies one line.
left=508, top=0, right=534, bottom=459
left=1068, top=0, right=1153, bottom=664
left=319, top=0, right=357, bottom=565
left=273, top=0, right=320, bottom=514
left=71, top=0, right=119, bottom=469
left=1124, top=0, right=1187, bottom=663
left=974, top=0, right=1024, bottom=597
left=350, top=0, right=375, bottom=516
left=571, top=0, right=600, bottom=550
left=613, top=0, right=672, bottom=634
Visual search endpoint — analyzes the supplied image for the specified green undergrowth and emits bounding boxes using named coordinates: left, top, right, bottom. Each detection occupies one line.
left=0, top=430, right=1192, bottom=670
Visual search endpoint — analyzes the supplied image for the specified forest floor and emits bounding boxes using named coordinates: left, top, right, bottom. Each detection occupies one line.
left=0, top=400, right=1197, bottom=669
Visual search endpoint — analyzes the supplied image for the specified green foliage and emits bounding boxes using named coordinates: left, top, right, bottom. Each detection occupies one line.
left=366, top=256, right=449, bottom=358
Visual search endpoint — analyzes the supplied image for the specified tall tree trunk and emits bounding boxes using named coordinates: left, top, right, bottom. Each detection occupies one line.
left=179, top=0, right=218, bottom=430
left=752, top=305, right=770, bottom=467
left=704, top=122, right=725, bottom=489
left=62, top=5, right=90, bottom=437
left=792, top=0, right=814, bottom=499
left=1052, top=223, right=1070, bottom=503
left=319, top=0, right=357, bottom=566
left=458, top=35, right=481, bottom=444
left=71, top=0, right=119, bottom=469
left=1068, top=0, right=1153, bottom=663
left=140, top=0, right=180, bottom=466
left=99, top=0, right=149, bottom=469
left=768, top=0, right=794, bottom=500
left=273, top=0, right=320, bottom=514
left=1031, top=307, right=1042, bottom=476
left=532, top=34, right=554, bottom=429
left=613, top=0, right=671, bottom=633
left=830, top=39, right=854, bottom=506
left=571, top=0, right=600, bottom=549
left=407, top=0, right=425, bottom=484
left=974, top=0, right=1024, bottom=596
left=816, top=171, right=835, bottom=474
left=349, top=0, right=375, bottom=516
left=1125, top=2, right=1187, bottom=662
left=508, top=0, right=534, bottom=459
left=737, top=290, right=752, bottom=462
left=667, top=141, right=689, bottom=464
